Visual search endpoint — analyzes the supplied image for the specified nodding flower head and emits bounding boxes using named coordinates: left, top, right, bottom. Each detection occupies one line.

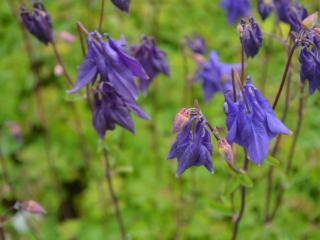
left=225, top=78, right=291, bottom=165
left=221, top=0, right=251, bottom=25
left=273, top=0, right=291, bottom=23
left=239, top=17, right=263, bottom=58
left=257, top=0, right=273, bottom=21
left=196, top=51, right=240, bottom=102
left=131, top=36, right=170, bottom=94
left=168, top=110, right=214, bottom=176
left=187, top=34, right=206, bottom=55
left=93, top=83, right=149, bottom=139
left=287, top=2, right=308, bottom=33
left=111, top=0, right=130, bottom=13
left=299, top=31, right=320, bottom=95
left=20, top=2, right=53, bottom=45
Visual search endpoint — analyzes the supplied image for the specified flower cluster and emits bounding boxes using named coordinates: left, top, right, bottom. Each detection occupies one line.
left=69, top=32, right=149, bottom=138
left=239, top=17, right=263, bottom=58
left=221, top=0, right=251, bottom=25
left=131, top=36, right=170, bottom=94
left=225, top=79, right=291, bottom=164
left=20, top=2, right=53, bottom=45
left=195, top=52, right=240, bottom=102
left=168, top=108, right=214, bottom=176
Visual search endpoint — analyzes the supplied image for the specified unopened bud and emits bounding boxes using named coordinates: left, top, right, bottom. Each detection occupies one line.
left=302, top=12, right=318, bottom=30
left=218, top=139, right=234, bottom=165
left=172, top=108, right=190, bottom=133
left=14, top=200, right=46, bottom=215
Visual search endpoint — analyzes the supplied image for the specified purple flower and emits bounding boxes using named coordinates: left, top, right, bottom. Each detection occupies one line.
left=187, top=35, right=206, bottom=55
left=196, top=52, right=240, bottom=102
left=273, top=0, right=291, bottom=23
left=225, top=79, right=290, bottom=164
left=239, top=17, right=263, bottom=58
left=258, top=0, right=273, bottom=20
left=168, top=118, right=213, bottom=176
left=93, top=83, right=148, bottom=138
left=287, top=2, right=308, bottom=33
left=221, top=0, right=251, bottom=25
left=299, top=34, right=320, bottom=95
left=131, top=36, right=170, bottom=94
left=111, top=0, right=130, bottom=12
left=20, top=2, right=53, bottom=45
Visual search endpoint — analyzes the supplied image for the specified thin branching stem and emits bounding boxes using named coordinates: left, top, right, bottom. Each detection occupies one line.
left=102, top=148, right=127, bottom=240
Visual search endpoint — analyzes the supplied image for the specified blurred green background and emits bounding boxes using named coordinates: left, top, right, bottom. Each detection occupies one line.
left=1, top=0, right=320, bottom=239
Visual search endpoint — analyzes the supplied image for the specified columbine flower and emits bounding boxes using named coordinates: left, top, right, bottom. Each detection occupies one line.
left=258, top=0, right=273, bottom=20
left=131, top=36, right=170, bottom=94
left=168, top=116, right=213, bottom=176
left=20, top=2, right=53, bottom=45
left=187, top=35, right=206, bottom=55
left=239, top=17, right=263, bottom=58
left=93, top=83, right=148, bottom=138
left=69, top=32, right=149, bottom=138
left=273, top=0, right=291, bottom=23
left=287, top=2, right=308, bottom=33
left=14, top=200, right=46, bottom=215
left=299, top=31, right=320, bottom=95
left=225, top=79, right=290, bottom=164
left=221, top=0, right=251, bottom=25
left=196, top=51, right=240, bottom=102
left=111, top=0, right=130, bottom=12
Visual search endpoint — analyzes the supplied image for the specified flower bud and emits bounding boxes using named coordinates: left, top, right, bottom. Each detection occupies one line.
left=172, top=108, right=190, bottom=133
left=302, top=12, right=318, bottom=30
left=14, top=200, right=46, bottom=215
left=218, top=138, right=234, bottom=165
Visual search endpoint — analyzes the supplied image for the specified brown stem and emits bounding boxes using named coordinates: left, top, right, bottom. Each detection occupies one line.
left=51, top=41, right=73, bottom=87
left=240, top=42, right=245, bottom=85
left=181, top=40, right=192, bottom=105
left=98, top=0, right=105, bottom=32
left=102, top=148, right=127, bottom=240
left=231, top=154, right=249, bottom=240
left=0, top=227, right=5, bottom=240
left=269, top=85, right=306, bottom=220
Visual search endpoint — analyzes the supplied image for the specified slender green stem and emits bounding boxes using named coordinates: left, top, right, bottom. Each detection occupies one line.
left=98, top=0, right=105, bottom=32
left=102, top=148, right=127, bottom=240
left=231, top=154, right=249, bottom=240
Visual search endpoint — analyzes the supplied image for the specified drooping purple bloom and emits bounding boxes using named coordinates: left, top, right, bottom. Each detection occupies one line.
left=168, top=118, right=213, bottom=176
left=187, top=35, right=206, bottom=55
left=299, top=33, right=320, bottom=95
left=69, top=32, right=149, bottom=138
left=20, top=2, right=53, bottom=45
left=225, top=79, right=290, bottom=164
left=221, top=0, right=251, bottom=25
left=258, top=0, right=273, bottom=20
left=111, top=0, right=130, bottom=12
left=287, top=2, right=308, bottom=33
left=196, top=52, right=240, bottom=102
left=131, top=36, right=170, bottom=94
left=93, top=83, right=149, bottom=138
left=273, top=0, right=291, bottom=23
left=239, top=17, right=263, bottom=58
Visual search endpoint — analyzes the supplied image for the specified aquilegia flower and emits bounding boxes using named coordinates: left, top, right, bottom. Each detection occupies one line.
left=299, top=31, right=320, bottom=95
left=287, top=2, right=308, bottom=33
left=239, top=17, right=263, bottom=58
left=196, top=51, right=240, bottom=102
left=20, top=2, right=53, bottom=45
left=69, top=32, right=149, bottom=138
left=257, top=0, right=273, bottom=20
left=187, top=35, right=206, bottom=55
left=221, top=0, right=251, bottom=25
left=111, top=0, right=130, bottom=12
left=131, top=36, right=170, bottom=94
left=273, top=0, right=291, bottom=23
left=225, top=78, right=291, bottom=164
left=168, top=113, right=213, bottom=176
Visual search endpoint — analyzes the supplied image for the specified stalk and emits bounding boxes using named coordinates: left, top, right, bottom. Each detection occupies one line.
left=98, top=0, right=105, bottom=32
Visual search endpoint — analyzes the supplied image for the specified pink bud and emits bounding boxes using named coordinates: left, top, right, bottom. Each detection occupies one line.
left=302, top=12, right=318, bottom=30
left=14, top=200, right=46, bottom=215
left=59, top=31, right=76, bottom=43
left=172, top=108, right=190, bottom=133
left=54, top=64, right=64, bottom=76
left=218, top=139, right=234, bottom=165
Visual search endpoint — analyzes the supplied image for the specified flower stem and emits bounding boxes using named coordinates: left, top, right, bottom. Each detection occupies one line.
left=0, top=153, right=16, bottom=199
left=272, top=43, right=297, bottom=110
left=98, top=0, right=105, bottom=32
left=231, top=154, right=249, bottom=240
left=102, top=148, right=127, bottom=240
left=51, top=41, right=73, bottom=87
left=240, top=42, right=245, bottom=85
left=269, top=85, right=306, bottom=221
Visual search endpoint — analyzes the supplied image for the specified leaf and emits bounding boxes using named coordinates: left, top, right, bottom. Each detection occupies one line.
left=224, top=178, right=241, bottom=196
left=238, top=174, right=254, bottom=188
left=266, top=155, right=281, bottom=167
